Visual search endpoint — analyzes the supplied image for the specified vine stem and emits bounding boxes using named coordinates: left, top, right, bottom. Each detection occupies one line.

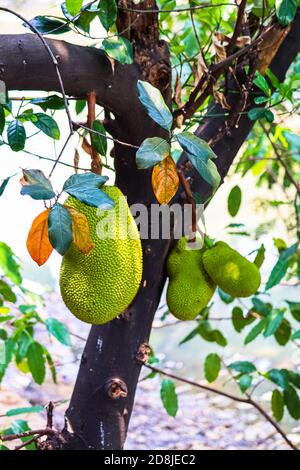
left=144, top=363, right=298, bottom=451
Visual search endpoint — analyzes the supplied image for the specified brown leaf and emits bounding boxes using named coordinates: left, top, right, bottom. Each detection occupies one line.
left=257, top=23, right=291, bottom=74
left=66, top=206, right=94, bottom=255
left=212, top=32, right=228, bottom=62
left=26, top=209, right=53, bottom=266
left=74, top=149, right=80, bottom=174
left=213, top=89, right=231, bottom=110
left=82, top=137, right=92, bottom=156
left=152, top=155, right=179, bottom=205
left=236, top=35, right=251, bottom=48
left=194, top=51, right=208, bottom=85
left=174, top=72, right=183, bottom=108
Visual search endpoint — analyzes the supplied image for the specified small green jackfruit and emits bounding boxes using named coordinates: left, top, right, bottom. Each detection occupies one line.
left=60, top=186, right=143, bottom=324
left=202, top=241, right=261, bottom=298
left=166, top=237, right=216, bottom=320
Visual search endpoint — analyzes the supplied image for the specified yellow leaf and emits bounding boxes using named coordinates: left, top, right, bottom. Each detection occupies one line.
left=26, top=209, right=53, bottom=266
left=66, top=206, right=94, bottom=255
left=152, top=155, right=179, bottom=205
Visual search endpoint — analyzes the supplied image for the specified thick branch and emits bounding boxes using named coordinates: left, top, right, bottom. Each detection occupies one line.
left=0, top=33, right=139, bottom=115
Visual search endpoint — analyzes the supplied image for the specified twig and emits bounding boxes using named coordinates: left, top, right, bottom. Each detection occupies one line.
left=177, top=169, right=197, bottom=241
left=0, top=428, right=56, bottom=442
left=74, top=122, right=139, bottom=149
left=48, top=132, right=73, bottom=178
left=120, top=3, right=237, bottom=14
left=0, top=7, right=73, bottom=134
left=87, top=91, right=102, bottom=175
left=46, top=402, right=54, bottom=429
left=14, top=435, right=38, bottom=450
left=144, top=363, right=298, bottom=450
left=227, top=0, right=247, bottom=55
left=260, top=121, right=300, bottom=197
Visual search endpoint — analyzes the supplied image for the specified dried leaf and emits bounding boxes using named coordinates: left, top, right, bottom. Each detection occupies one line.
left=213, top=89, right=231, bottom=110
left=66, top=206, right=94, bottom=255
left=257, top=23, right=291, bottom=74
left=74, top=149, right=80, bottom=174
left=194, top=51, right=208, bottom=85
left=236, top=35, right=251, bottom=48
left=26, top=209, right=53, bottom=266
left=152, top=155, right=179, bottom=205
left=174, top=72, right=183, bottom=108
left=82, top=136, right=92, bottom=156
left=212, top=32, right=227, bottom=62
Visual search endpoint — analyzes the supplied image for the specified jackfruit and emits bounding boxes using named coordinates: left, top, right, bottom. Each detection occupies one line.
left=202, top=241, right=260, bottom=297
left=59, top=186, right=143, bottom=324
left=166, top=237, right=216, bottom=320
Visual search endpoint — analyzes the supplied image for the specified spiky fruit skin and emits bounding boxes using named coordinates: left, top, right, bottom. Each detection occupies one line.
left=166, top=237, right=216, bottom=320
left=203, top=241, right=261, bottom=297
left=59, top=186, right=143, bottom=324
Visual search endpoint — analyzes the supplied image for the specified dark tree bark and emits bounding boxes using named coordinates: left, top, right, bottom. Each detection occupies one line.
left=1, top=1, right=300, bottom=450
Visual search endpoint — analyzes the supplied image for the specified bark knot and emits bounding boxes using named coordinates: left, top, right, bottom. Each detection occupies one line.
left=136, top=342, right=151, bottom=364
left=105, top=378, right=128, bottom=400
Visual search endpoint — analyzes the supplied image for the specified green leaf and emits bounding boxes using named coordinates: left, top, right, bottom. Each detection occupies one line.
left=45, top=318, right=71, bottom=346
left=48, top=204, right=73, bottom=256
left=264, top=309, right=284, bottom=337
left=30, top=113, right=60, bottom=140
left=7, top=120, right=26, bottom=151
left=198, top=321, right=227, bottom=346
left=292, top=329, right=300, bottom=340
left=271, top=389, right=284, bottom=422
left=266, top=243, right=298, bottom=290
left=232, top=306, right=255, bottom=332
left=254, top=72, right=270, bottom=96
left=176, top=132, right=217, bottom=163
left=218, top=288, right=234, bottom=304
left=0, top=105, right=5, bottom=134
left=66, top=0, right=83, bottom=16
left=287, top=301, right=300, bottom=322
left=186, top=152, right=220, bottom=191
left=265, top=368, right=288, bottom=389
left=137, top=80, right=173, bottom=131
left=0, top=178, right=9, bottom=197
left=275, top=0, right=297, bottom=26
left=160, top=379, right=178, bottom=417
left=0, top=280, right=17, bottom=303
left=44, top=349, right=57, bottom=384
left=248, top=107, right=266, bottom=121
left=27, top=16, right=71, bottom=34
left=254, top=244, right=265, bottom=268
left=102, top=37, right=133, bottom=64
left=228, top=361, right=256, bottom=374
left=6, top=405, right=44, bottom=417
left=239, top=374, right=253, bottom=393
left=27, top=342, right=46, bottom=385
left=63, top=173, right=113, bottom=209
left=98, top=0, right=117, bottom=31
left=136, top=137, right=170, bottom=169
left=20, top=169, right=55, bottom=201
left=274, top=319, right=291, bottom=345
left=286, top=370, right=300, bottom=389
left=228, top=185, right=242, bottom=217
left=91, top=120, right=107, bottom=156
left=204, top=353, right=221, bottom=383
left=244, top=319, right=267, bottom=344
left=30, top=95, right=65, bottom=111
left=252, top=297, right=271, bottom=316
left=283, top=385, right=300, bottom=419
left=0, top=242, right=22, bottom=285
left=75, top=99, right=86, bottom=114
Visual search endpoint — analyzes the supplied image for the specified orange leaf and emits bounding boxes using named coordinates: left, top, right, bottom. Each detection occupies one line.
left=26, top=209, right=53, bottom=266
left=152, top=155, right=179, bottom=205
left=66, top=206, right=94, bottom=255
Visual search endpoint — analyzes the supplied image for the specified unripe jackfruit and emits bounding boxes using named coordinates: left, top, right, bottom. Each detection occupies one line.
left=166, top=237, right=216, bottom=320
left=60, top=186, right=143, bottom=324
left=202, top=241, right=260, bottom=298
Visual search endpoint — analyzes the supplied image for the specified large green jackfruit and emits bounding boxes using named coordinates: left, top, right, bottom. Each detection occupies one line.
left=202, top=241, right=261, bottom=297
left=60, top=186, right=143, bottom=324
left=166, top=237, right=216, bottom=320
